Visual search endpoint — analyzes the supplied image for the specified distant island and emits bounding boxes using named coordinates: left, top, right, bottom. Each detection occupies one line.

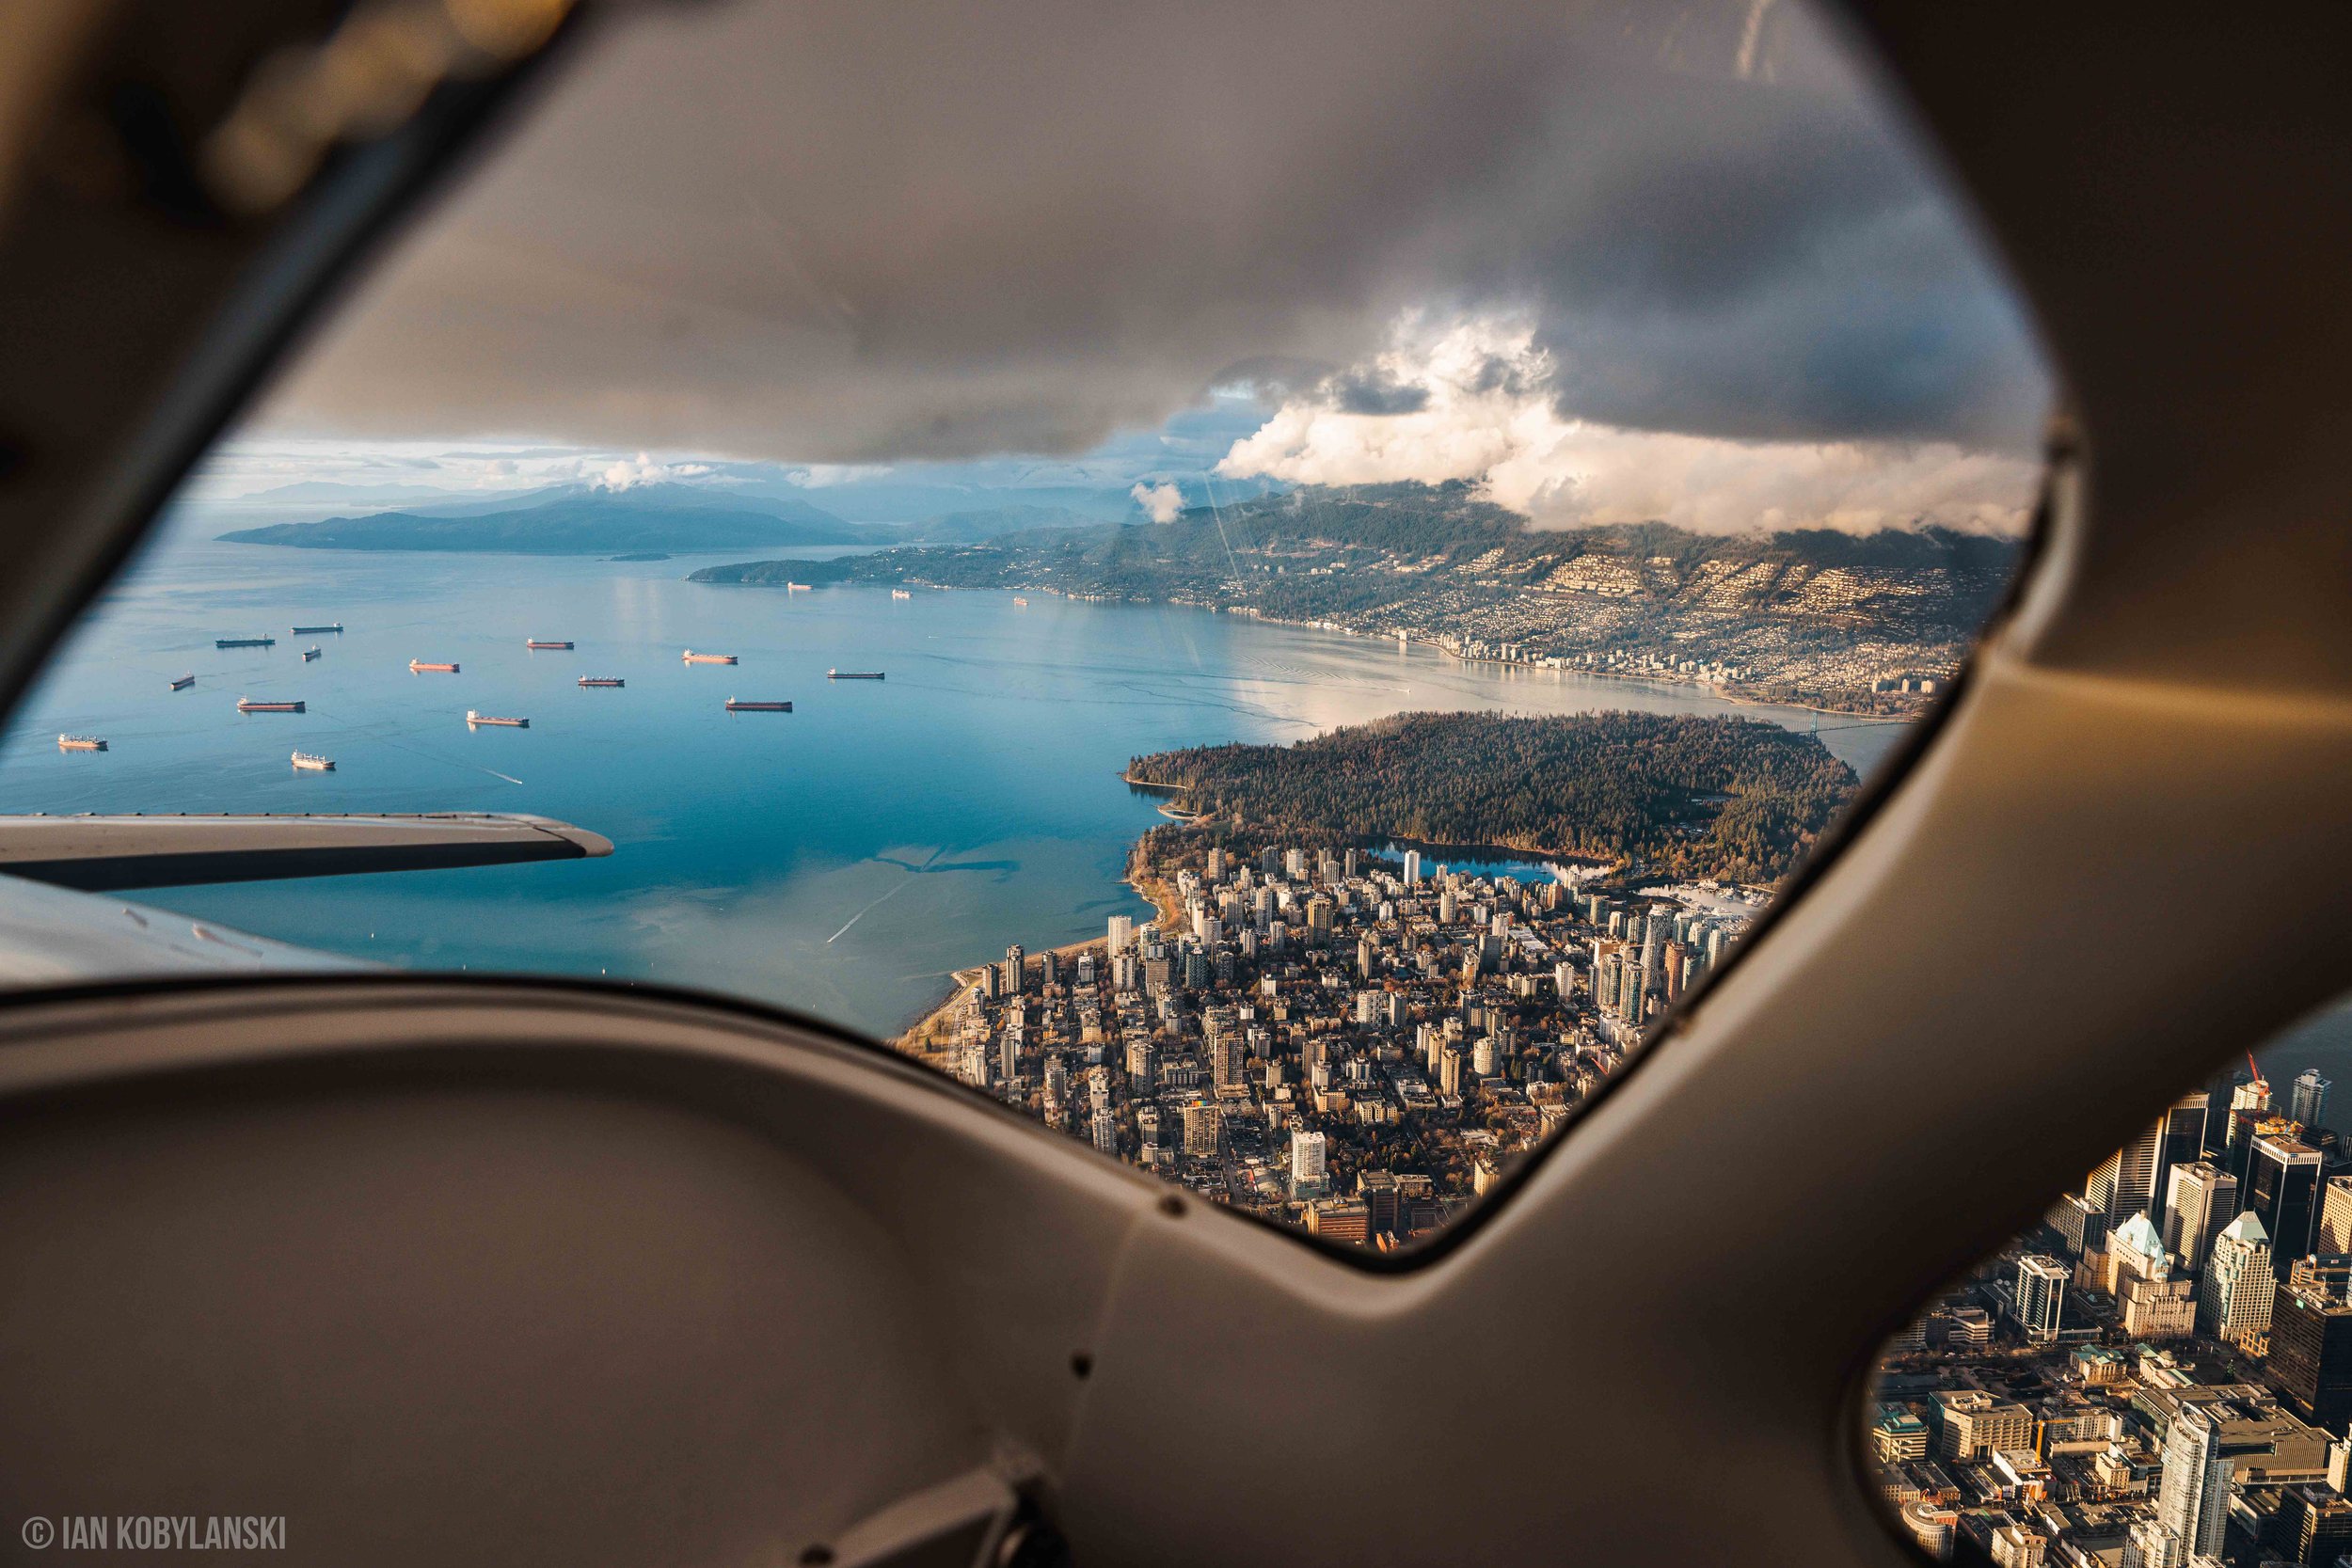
left=688, top=482, right=2020, bottom=712
left=1125, top=710, right=1857, bottom=884
left=217, top=483, right=879, bottom=555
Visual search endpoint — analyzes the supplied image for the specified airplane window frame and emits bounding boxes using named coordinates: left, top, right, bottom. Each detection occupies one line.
left=0, top=0, right=2068, bottom=1278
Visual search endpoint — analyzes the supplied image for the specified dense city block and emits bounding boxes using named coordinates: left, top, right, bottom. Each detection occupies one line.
left=1871, top=1071, right=2352, bottom=1568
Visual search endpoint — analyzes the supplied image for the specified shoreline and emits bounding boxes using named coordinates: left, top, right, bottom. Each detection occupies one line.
left=896, top=837, right=1177, bottom=1055
left=838, top=575, right=1940, bottom=723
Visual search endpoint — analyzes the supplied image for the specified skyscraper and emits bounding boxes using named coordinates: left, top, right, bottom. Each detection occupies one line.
left=1106, top=914, right=1133, bottom=955
left=2015, top=1255, right=2069, bottom=1343
left=1403, top=849, right=1421, bottom=887
left=2155, top=1401, right=2235, bottom=1560
left=2153, top=1092, right=2210, bottom=1222
left=1291, top=1130, right=1327, bottom=1198
left=2322, top=1176, right=2352, bottom=1254
left=2266, top=1283, right=2352, bottom=1433
left=2249, top=1132, right=2326, bottom=1276
left=2201, top=1211, right=2276, bottom=1349
left=2096, top=1117, right=2167, bottom=1227
left=2295, top=1069, right=2334, bottom=1133
left=2163, top=1161, right=2239, bottom=1274
left=1001, top=942, right=1025, bottom=996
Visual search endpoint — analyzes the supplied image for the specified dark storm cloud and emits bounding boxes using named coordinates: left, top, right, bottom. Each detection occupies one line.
left=264, top=0, right=2051, bottom=460
left=1328, top=371, right=1432, bottom=418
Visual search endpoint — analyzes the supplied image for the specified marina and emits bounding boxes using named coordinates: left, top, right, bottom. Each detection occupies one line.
left=168, top=674, right=194, bottom=691
left=56, top=735, right=106, bottom=752
left=725, top=699, right=792, bottom=712
left=237, top=698, right=305, bottom=713
left=215, top=636, right=274, bottom=648
left=827, top=669, right=885, bottom=680
left=291, top=752, right=335, bottom=771
left=682, top=650, right=738, bottom=664
left=466, top=711, right=530, bottom=728
left=578, top=676, right=625, bottom=688
left=526, top=639, right=574, bottom=650
left=409, top=659, right=459, bottom=673
left=291, top=624, right=342, bottom=635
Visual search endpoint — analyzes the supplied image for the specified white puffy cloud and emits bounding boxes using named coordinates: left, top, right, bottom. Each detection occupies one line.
left=1130, top=481, right=1185, bottom=524
left=595, top=452, right=711, bottom=492
left=1217, top=315, right=2041, bottom=534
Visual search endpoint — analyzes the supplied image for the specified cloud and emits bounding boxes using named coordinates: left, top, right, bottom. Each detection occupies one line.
left=253, top=0, right=2049, bottom=467
left=1218, top=314, right=2041, bottom=533
left=1130, top=482, right=1184, bottom=524
left=594, top=452, right=710, bottom=491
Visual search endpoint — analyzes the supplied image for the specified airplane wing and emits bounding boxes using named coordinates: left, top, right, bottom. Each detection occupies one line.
left=0, top=812, right=613, bottom=891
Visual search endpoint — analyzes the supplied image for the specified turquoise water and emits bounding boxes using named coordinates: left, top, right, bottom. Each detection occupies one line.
left=0, top=511, right=1911, bottom=1038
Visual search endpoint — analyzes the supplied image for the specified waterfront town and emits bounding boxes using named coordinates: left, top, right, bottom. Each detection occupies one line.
left=898, top=827, right=1757, bottom=1245
left=1865, top=1070, right=2352, bottom=1568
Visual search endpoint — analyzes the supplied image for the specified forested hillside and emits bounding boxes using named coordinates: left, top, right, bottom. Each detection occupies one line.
left=1126, top=710, right=1857, bottom=884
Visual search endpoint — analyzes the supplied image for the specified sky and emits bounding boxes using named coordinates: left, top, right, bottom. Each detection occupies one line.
left=230, top=0, right=2055, bottom=534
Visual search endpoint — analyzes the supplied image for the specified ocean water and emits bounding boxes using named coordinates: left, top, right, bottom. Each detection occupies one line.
left=0, top=510, right=1911, bottom=1038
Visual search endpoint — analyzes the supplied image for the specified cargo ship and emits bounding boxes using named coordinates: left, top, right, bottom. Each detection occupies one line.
left=827, top=669, right=885, bottom=680
left=725, top=699, right=792, bottom=712
left=890, top=589, right=913, bottom=600
left=291, top=752, right=335, bottom=771
left=216, top=636, right=275, bottom=648
left=578, top=676, right=625, bottom=689
left=526, top=639, right=574, bottom=650
left=409, top=659, right=459, bottom=673
left=237, top=697, right=306, bottom=713
left=787, top=582, right=812, bottom=593
left=168, top=673, right=195, bottom=691
left=302, top=646, right=322, bottom=661
left=1012, top=597, right=1028, bottom=607
left=291, top=624, right=342, bottom=635
left=682, top=650, right=738, bottom=665
left=466, top=710, right=530, bottom=728
left=56, top=735, right=107, bottom=752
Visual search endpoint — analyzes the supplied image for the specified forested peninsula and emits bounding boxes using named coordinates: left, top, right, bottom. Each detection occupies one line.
left=1125, top=710, right=1857, bottom=884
